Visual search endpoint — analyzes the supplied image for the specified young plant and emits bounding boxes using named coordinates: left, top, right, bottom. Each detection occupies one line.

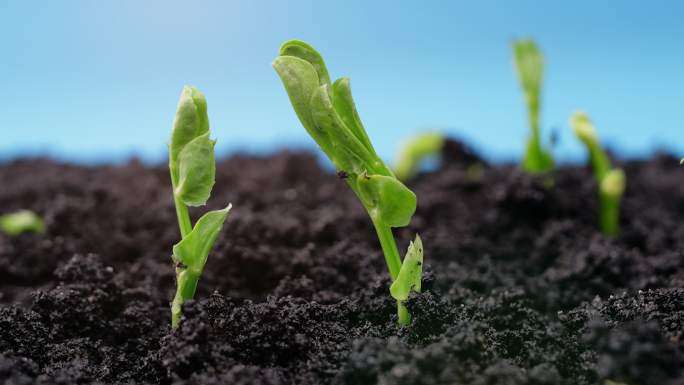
left=0, top=210, right=46, bottom=236
left=512, top=38, right=554, bottom=174
left=570, top=110, right=626, bottom=236
left=272, top=40, right=422, bottom=324
left=393, top=132, right=445, bottom=182
left=168, top=86, right=231, bottom=327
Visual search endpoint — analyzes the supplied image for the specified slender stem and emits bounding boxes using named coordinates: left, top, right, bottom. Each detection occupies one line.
left=171, top=268, right=200, bottom=327
left=397, top=300, right=410, bottom=324
left=599, top=192, right=620, bottom=236
left=371, top=216, right=402, bottom=282
left=173, top=195, right=192, bottom=239
left=170, top=166, right=192, bottom=239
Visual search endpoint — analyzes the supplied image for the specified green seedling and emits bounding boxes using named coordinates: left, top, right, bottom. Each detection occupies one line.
left=570, top=111, right=625, bottom=236
left=393, top=132, right=445, bottom=182
left=512, top=38, right=554, bottom=174
left=272, top=40, right=422, bottom=324
left=168, top=86, right=231, bottom=327
left=0, top=210, right=46, bottom=236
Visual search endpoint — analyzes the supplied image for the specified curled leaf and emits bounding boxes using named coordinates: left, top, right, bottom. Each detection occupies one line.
left=169, top=86, right=209, bottom=163
left=357, top=173, right=416, bottom=227
left=173, top=205, right=231, bottom=272
left=175, top=132, right=215, bottom=207
left=390, top=234, right=424, bottom=302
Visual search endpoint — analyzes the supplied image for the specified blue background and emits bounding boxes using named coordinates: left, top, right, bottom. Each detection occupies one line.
left=1, top=1, right=682, bottom=166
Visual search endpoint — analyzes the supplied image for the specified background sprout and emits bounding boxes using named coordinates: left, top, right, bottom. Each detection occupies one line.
left=272, top=40, right=422, bottom=324
left=512, top=38, right=554, bottom=174
left=168, top=86, right=231, bottom=327
left=0, top=210, right=46, bottom=236
left=393, top=132, right=445, bottom=182
left=570, top=110, right=626, bottom=236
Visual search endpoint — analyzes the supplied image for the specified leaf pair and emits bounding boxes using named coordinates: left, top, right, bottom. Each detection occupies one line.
left=272, top=41, right=416, bottom=228
left=389, top=235, right=424, bottom=324
left=169, top=86, right=216, bottom=207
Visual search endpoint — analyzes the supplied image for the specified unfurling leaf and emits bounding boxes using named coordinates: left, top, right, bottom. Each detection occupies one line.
left=357, top=173, right=417, bottom=227
left=390, top=235, right=424, bottom=302
left=173, top=205, right=231, bottom=272
left=175, top=132, right=216, bottom=207
left=169, top=86, right=210, bottom=163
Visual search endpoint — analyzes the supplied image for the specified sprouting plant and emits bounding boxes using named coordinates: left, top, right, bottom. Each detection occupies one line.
left=571, top=110, right=626, bottom=236
left=512, top=38, right=554, bottom=174
left=393, top=132, right=445, bottom=182
left=168, top=86, right=231, bottom=327
left=272, top=40, right=422, bottom=324
left=0, top=210, right=46, bottom=236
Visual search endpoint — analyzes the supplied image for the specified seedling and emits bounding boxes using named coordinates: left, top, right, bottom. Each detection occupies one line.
left=272, top=40, right=422, bottom=324
left=512, top=38, right=554, bottom=174
left=167, top=86, right=231, bottom=327
left=393, top=132, right=445, bottom=182
left=570, top=111, right=625, bottom=236
left=0, top=210, right=46, bottom=236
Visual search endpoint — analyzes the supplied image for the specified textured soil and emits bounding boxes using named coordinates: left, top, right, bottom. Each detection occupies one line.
left=2, top=140, right=684, bottom=384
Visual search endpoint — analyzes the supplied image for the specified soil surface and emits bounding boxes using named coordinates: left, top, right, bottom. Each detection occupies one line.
left=2, top=141, right=684, bottom=384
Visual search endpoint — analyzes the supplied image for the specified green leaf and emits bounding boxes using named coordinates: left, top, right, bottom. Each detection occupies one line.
left=332, top=77, right=376, bottom=155
left=512, top=38, right=544, bottom=131
left=390, top=234, right=424, bottom=301
left=175, top=132, right=215, bottom=207
left=357, top=173, right=416, bottom=227
left=169, top=86, right=209, bottom=163
left=279, top=40, right=332, bottom=100
left=309, top=84, right=378, bottom=173
left=0, top=210, right=46, bottom=236
left=173, top=205, right=231, bottom=272
left=271, top=56, right=333, bottom=154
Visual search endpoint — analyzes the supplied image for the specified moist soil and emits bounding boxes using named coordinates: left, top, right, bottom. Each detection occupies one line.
left=2, top=140, right=684, bottom=384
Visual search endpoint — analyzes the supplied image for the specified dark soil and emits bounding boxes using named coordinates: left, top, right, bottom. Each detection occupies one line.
left=2, top=141, right=684, bottom=384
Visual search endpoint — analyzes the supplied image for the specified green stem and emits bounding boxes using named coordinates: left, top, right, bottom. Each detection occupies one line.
left=599, top=192, right=620, bottom=236
left=170, top=166, right=192, bottom=239
left=397, top=300, right=410, bottom=324
left=371, top=218, right=402, bottom=282
left=171, top=268, right=200, bottom=327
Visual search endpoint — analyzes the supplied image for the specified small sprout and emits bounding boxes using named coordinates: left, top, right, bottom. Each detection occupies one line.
left=512, top=38, right=554, bottom=174
left=168, top=86, right=231, bottom=327
left=273, top=40, right=422, bottom=324
left=570, top=110, right=626, bottom=236
left=393, top=131, right=446, bottom=181
left=0, top=210, right=46, bottom=236
left=390, top=235, right=424, bottom=324
left=570, top=111, right=611, bottom=181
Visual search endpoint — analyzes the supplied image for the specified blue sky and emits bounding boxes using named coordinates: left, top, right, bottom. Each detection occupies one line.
left=1, top=1, right=682, bottom=166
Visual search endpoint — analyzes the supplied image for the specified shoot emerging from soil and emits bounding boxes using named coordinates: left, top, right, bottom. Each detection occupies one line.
left=168, top=86, right=231, bottom=327
left=393, top=132, right=445, bottom=182
left=570, top=110, right=625, bottom=236
left=272, top=40, right=422, bottom=324
left=0, top=210, right=46, bottom=236
left=512, top=38, right=554, bottom=174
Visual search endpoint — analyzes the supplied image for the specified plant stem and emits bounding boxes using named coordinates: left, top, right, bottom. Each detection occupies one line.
left=599, top=192, right=620, bottom=236
left=371, top=219, right=402, bottom=282
left=171, top=268, right=200, bottom=327
left=397, top=300, right=410, bottom=324
left=170, top=167, right=192, bottom=239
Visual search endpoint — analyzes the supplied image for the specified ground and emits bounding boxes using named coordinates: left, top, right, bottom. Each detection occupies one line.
left=1, top=141, right=683, bottom=384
